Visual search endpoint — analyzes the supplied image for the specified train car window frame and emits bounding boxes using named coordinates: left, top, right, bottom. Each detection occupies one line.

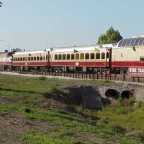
left=101, top=53, right=105, bottom=59
left=63, top=54, right=66, bottom=60
left=140, top=56, right=144, bottom=61
left=80, top=53, right=84, bottom=60
left=37, top=56, right=40, bottom=61
left=85, top=53, right=89, bottom=60
left=71, top=54, right=74, bottom=60
left=90, top=53, right=95, bottom=59
left=96, top=53, right=100, bottom=59
left=40, top=56, right=43, bottom=61
left=76, top=53, right=79, bottom=60
left=54, top=54, right=58, bottom=60
left=58, top=54, right=62, bottom=60
left=67, top=54, right=70, bottom=60
left=31, top=57, right=34, bottom=61
left=34, top=57, right=36, bottom=61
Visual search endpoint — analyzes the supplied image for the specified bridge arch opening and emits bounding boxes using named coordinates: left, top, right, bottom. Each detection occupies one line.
left=121, top=90, right=134, bottom=100
left=105, top=89, right=120, bottom=99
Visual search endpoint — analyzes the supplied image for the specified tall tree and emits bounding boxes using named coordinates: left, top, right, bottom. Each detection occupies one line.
left=97, top=27, right=123, bottom=44
left=0, top=1, right=2, bottom=7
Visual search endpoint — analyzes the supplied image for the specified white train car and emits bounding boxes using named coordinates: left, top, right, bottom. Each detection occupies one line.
left=111, top=37, right=144, bottom=76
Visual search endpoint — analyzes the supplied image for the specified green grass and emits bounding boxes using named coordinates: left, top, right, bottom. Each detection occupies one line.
left=22, top=132, right=73, bottom=144
left=0, top=74, right=143, bottom=144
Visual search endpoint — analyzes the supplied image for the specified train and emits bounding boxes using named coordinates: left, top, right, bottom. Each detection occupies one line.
left=0, top=36, right=144, bottom=77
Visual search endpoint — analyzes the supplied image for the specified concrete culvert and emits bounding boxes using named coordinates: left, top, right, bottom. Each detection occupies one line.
left=105, top=89, right=120, bottom=99
left=121, top=90, right=134, bottom=100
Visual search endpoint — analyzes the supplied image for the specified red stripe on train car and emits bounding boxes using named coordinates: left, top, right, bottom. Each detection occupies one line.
left=50, top=61, right=106, bottom=67
left=112, top=61, right=144, bottom=67
left=11, top=61, right=144, bottom=68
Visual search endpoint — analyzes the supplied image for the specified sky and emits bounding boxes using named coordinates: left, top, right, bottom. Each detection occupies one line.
left=0, top=0, right=143, bottom=51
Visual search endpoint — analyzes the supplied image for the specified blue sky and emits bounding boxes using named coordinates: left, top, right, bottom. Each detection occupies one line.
left=0, top=0, right=143, bottom=50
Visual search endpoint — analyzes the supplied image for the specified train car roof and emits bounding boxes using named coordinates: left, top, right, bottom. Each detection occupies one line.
left=46, top=45, right=110, bottom=53
left=117, top=36, right=144, bottom=48
left=13, top=50, right=47, bottom=55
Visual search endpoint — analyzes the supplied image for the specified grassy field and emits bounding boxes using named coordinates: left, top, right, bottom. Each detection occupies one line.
left=0, top=74, right=144, bottom=144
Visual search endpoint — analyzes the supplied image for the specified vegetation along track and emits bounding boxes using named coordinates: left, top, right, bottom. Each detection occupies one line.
left=0, top=74, right=144, bottom=144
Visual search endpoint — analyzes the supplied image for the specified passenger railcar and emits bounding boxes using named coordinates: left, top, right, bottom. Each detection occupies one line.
left=111, top=37, right=144, bottom=76
left=12, top=51, right=50, bottom=71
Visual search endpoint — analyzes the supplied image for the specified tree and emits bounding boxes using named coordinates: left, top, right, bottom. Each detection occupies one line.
left=97, top=27, right=123, bottom=44
left=0, top=1, right=2, bottom=7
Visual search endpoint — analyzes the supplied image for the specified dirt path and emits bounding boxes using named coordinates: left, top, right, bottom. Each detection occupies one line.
left=0, top=112, right=54, bottom=144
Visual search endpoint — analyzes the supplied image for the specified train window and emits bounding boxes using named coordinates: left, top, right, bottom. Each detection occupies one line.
left=62, top=54, right=66, bottom=60
left=101, top=53, right=105, bottom=59
left=80, top=53, right=84, bottom=59
left=37, top=56, right=40, bottom=61
left=85, top=53, right=89, bottom=59
left=67, top=54, right=70, bottom=60
left=40, top=56, right=43, bottom=60
left=96, top=53, right=100, bottom=59
left=71, top=54, right=74, bottom=60
left=58, top=54, right=62, bottom=60
left=90, top=53, right=95, bottom=59
left=55, top=54, right=58, bottom=60
left=34, top=57, right=36, bottom=61
left=20, top=58, right=23, bottom=61
left=28, top=57, right=30, bottom=61
left=31, top=57, right=34, bottom=61
left=76, top=53, right=79, bottom=60
left=140, top=57, right=144, bottom=61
